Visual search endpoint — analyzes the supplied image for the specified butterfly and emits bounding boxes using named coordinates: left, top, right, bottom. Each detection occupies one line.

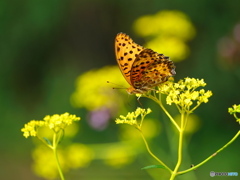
left=115, top=32, right=176, bottom=94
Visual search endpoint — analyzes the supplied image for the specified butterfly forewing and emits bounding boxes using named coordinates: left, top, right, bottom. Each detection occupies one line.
left=115, top=33, right=144, bottom=85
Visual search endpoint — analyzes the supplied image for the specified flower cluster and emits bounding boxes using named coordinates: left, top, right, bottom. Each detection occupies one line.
left=115, top=108, right=152, bottom=128
left=159, top=78, right=213, bottom=112
left=133, top=10, right=196, bottom=61
left=228, top=104, right=240, bottom=114
left=21, top=120, right=45, bottom=138
left=228, top=104, right=240, bottom=123
left=21, top=113, right=80, bottom=138
left=43, top=113, right=80, bottom=132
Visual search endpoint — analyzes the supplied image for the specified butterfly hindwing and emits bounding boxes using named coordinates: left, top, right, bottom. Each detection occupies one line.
left=130, top=49, right=160, bottom=84
left=131, top=49, right=175, bottom=89
left=139, top=56, right=176, bottom=88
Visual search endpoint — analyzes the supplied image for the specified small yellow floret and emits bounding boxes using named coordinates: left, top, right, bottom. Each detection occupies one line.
left=115, top=108, right=152, bottom=128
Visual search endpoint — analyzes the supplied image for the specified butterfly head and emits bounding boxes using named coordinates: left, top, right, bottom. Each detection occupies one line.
left=171, top=68, right=176, bottom=76
left=126, top=86, right=147, bottom=95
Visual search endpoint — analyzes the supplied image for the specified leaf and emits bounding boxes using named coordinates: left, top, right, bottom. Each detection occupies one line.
left=43, top=137, right=52, bottom=146
left=141, top=165, right=166, bottom=170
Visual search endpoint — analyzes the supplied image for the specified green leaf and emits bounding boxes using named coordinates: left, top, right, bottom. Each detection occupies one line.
left=141, top=165, right=166, bottom=170
left=43, top=137, right=52, bottom=146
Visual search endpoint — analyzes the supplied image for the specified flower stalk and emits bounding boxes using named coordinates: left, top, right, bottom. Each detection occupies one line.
left=138, top=128, right=172, bottom=173
left=21, top=113, right=81, bottom=180
left=52, top=131, right=65, bottom=180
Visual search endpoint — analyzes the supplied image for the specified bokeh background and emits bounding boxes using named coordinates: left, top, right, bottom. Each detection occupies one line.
left=1, top=0, right=240, bottom=180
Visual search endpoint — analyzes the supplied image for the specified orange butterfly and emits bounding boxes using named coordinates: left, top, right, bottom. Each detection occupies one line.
left=115, top=32, right=176, bottom=94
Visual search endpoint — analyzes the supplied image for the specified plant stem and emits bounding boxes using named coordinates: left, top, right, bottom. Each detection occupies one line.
left=53, top=133, right=65, bottom=180
left=138, top=129, right=172, bottom=173
left=178, top=130, right=240, bottom=174
left=169, top=112, right=185, bottom=180
left=159, top=101, right=180, bottom=132
left=145, top=94, right=180, bottom=132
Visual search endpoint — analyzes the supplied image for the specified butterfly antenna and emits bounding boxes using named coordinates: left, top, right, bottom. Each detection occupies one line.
left=106, top=81, right=127, bottom=90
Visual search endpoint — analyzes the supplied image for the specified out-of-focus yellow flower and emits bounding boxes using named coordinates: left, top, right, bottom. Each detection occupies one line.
left=175, top=114, right=201, bottom=134
left=71, top=66, right=128, bottom=111
left=32, top=145, right=62, bottom=180
left=21, top=113, right=80, bottom=138
left=32, top=143, right=94, bottom=179
left=146, top=36, right=189, bottom=61
left=104, top=145, right=135, bottom=168
left=64, top=123, right=79, bottom=137
left=133, top=10, right=196, bottom=62
left=115, top=107, right=152, bottom=129
left=159, top=78, right=212, bottom=112
left=142, top=119, right=161, bottom=138
left=65, top=143, right=94, bottom=168
left=134, top=10, right=195, bottom=40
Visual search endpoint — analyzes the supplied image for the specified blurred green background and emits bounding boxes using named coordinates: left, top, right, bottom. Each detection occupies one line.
left=1, top=0, right=240, bottom=180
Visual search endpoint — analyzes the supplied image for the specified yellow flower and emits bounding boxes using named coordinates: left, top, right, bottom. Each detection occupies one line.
left=115, top=108, right=152, bottom=129
left=159, top=78, right=212, bottom=112
left=43, top=113, right=80, bottom=133
left=228, top=104, right=240, bottom=123
left=21, top=120, right=45, bottom=138
left=21, top=113, right=80, bottom=138
left=71, top=66, right=128, bottom=111
left=228, top=104, right=240, bottom=114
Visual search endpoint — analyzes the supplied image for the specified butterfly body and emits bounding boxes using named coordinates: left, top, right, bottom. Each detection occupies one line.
left=115, top=33, right=176, bottom=94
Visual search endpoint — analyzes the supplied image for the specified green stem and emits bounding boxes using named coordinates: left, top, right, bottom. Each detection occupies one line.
left=233, top=113, right=239, bottom=121
left=53, top=133, right=65, bottom=180
left=178, top=130, right=240, bottom=175
left=170, top=113, right=185, bottom=180
left=138, top=129, right=172, bottom=173
left=145, top=94, right=180, bottom=132
left=190, top=102, right=202, bottom=113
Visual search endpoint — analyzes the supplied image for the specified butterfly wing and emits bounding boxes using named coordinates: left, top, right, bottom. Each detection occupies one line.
left=131, top=49, right=175, bottom=89
left=141, top=56, right=176, bottom=87
left=130, top=49, right=159, bottom=85
left=115, top=33, right=144, bottom=85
